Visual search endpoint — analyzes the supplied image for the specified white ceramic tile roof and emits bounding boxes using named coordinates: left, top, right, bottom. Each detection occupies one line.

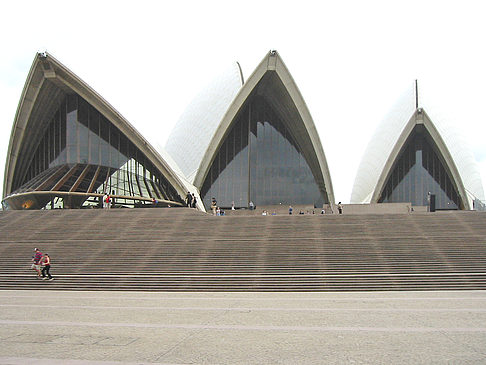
left=164, top=63, right=243, bottom=184
left=351, top=83, right=485, bottom=207
left=191, top=51, right=335, bottom=206
left=420, top=89, right=485, bottom=203
left=350, top=85, right=416, bottom=204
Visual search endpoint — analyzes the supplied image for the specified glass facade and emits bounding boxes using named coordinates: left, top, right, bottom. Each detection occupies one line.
left=378, top=125, right=462, bottom=209
left=201, top=94, right=325, bottom=209
left=12, top=94, right=182, bottom=208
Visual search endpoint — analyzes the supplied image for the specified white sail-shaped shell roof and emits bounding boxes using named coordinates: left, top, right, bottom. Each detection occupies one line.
left=351, top=83, right=485, bottom=209
left=165, top=63, right=244, bottom=184
left=192, top=51, right=335, bottom=205
left=3, top=52, right=192, bottom=206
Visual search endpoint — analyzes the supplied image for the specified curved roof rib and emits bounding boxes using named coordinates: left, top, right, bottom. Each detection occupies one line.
left=351, top=82, right=483, bottom=209
left=3, top=52, right=190, bottom=205
left=193, top=50, right=335, bottom=205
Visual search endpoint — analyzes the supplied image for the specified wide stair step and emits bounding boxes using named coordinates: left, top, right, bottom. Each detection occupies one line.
left=1, top=208, right=485, bottom=291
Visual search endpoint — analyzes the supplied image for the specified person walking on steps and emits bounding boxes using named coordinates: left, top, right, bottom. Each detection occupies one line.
left=32, top=248, right=43, bottom=279
left=41, top=253, right=53, bottom=281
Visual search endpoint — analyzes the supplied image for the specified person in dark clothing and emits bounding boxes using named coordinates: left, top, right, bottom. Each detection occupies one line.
left=186, top=192, right=193, bottom=207
left=191, top=193, right=197, bottom=208
left=41, top=253, right=53, bottom=280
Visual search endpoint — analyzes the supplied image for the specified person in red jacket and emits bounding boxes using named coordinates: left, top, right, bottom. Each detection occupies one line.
left=41, top=253, right=53, bottom=281
left=31, top=248, right=43, bottom=278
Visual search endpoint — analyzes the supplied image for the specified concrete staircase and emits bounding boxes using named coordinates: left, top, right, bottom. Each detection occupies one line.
left=0, top=208, right=485, bottom=291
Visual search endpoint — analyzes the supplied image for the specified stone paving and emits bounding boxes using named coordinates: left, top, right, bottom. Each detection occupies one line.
left=0, top=290, right=485, bottom=364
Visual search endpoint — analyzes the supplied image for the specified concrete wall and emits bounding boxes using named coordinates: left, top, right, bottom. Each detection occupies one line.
left=340, top=203, right=412, bottom=215
left=225, top=203, right=414, bottom=216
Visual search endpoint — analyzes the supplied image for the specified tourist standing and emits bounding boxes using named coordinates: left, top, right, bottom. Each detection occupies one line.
left=338, top=202, right=343, bottom=214
left=186, top=192, right=193, bottom=207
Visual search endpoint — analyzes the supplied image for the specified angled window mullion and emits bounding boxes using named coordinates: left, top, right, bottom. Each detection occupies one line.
left=103, top=168, right=112, bottom=194
left=51, top=164, right=79, bottom=191
left=151, top=180, right=162, bottom=199
left=128, top=171, right=137, bottom=196
left=124, top=160, right=132, bottom=196
left=87, top=166, right=101, bottom=193
left=143, top=178, right=153, bottom=198
left=35, top=166, right=68, bottom=191
left=135, top=174, right=143, bottom=197
left=125, top=164, right=133, bottom=196
left=157, top=179, right=169, bottom=199
left=69, top=164, right=90, bottom=192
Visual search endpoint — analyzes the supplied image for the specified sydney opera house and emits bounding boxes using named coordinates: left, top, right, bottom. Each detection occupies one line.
left=2, top=51, right=485, bottom=212
left=351, top=83, right=485, bottom=211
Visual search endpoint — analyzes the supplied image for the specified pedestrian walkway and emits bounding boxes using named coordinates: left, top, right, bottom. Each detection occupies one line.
left=0, top=290, right=485, bottom=364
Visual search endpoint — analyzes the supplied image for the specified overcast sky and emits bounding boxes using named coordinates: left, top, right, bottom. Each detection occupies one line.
left=1, top=0, right=485, bottom=203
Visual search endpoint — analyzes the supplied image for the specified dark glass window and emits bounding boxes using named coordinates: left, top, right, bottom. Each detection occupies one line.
left=53, top=109, right=60, bottom=161
left=66, top=94, right=78, bottom=164
left=201, top=94, right=324, bottom=209
left=89, top=105, right=100, bottom=165
left=78, top=98, right=89, bottom=164
left=16, top=93, right=183, bottom=207
left=59, top=100, right=67, bottom=165
left=109, top=126, right=119, bottom=168
left=378, top=126, right=461, bottom=209
left=99, top=116, right=110, bottom=167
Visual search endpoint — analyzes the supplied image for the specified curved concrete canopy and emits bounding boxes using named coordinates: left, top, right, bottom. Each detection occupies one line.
left=193, top=51, right=335, bottom=206
left=3, top=52, right=192, bottom=205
